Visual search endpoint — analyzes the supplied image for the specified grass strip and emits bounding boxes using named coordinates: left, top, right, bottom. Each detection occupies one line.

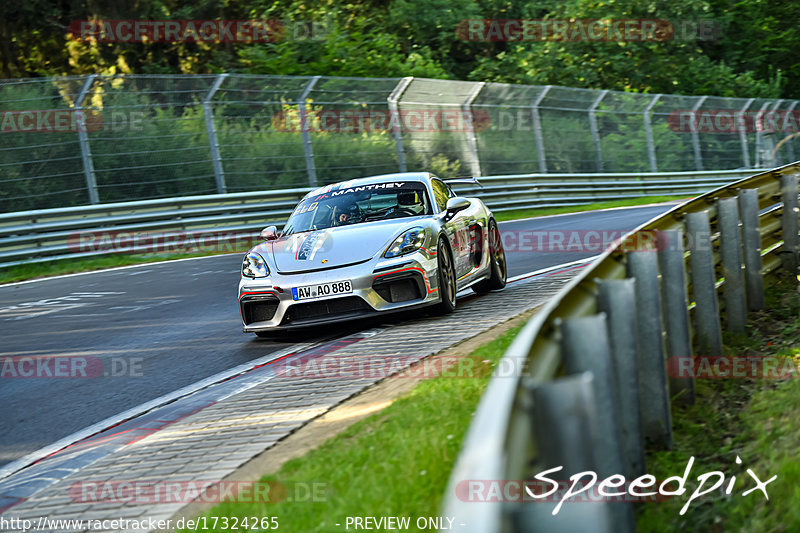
left=492, top=195, right=686, bottom=222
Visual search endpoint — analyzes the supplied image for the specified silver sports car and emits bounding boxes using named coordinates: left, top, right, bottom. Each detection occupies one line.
left=238, top=172, right=506, bottom=335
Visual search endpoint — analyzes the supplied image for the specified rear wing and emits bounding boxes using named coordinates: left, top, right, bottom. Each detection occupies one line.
left=443, top=177, right=483, bottom=188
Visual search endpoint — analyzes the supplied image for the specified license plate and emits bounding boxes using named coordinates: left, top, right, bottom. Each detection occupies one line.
left=292, top=280, right=353, bottom=301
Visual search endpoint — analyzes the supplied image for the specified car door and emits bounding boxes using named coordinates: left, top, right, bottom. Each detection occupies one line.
left=431, top=178, right=473, bottom=282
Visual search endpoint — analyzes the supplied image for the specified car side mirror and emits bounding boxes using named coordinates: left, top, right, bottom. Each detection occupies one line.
left=445, top=198, right=470, bottom=219
left=260, top=225, right=278, bottom=241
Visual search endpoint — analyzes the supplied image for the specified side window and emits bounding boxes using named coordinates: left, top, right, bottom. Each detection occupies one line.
left=431, top=179, right=450, bottom=212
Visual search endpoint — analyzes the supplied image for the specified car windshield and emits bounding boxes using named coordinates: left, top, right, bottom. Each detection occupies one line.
left=282, top=182, right=431, bottom=235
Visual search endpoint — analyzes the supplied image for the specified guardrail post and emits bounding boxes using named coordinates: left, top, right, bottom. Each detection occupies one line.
left=738, top=98, right=755, bottom=168
left=516, top=373, right=612, bottom=533
left=589, top=90, right=608, bottom=172
left=780, top=174, right=799, bottom=278
left=686, top=211, right=724, bottom=356
left=531, top=86, right=551, bottom=173
left=387, top=77, right=413, bottom=172
left=738, top=189, right=765, bottom=310
left=658, top=229, right=695, bottom=405
left=76, top=74, right=99, bottom=204
left=643, top=94, right=661, bottom=172
left=204, top=73, right=229, bottom=194
left=718, top=197, right=747, bottom=332
left=627, top=251, right=672, bottom=449
left=463, top=82, right=485, bottom=177
left=299, top=76, right=321, bottom=187
left=596, top=279, right=645, bottom=478
left=690, top=96, right=708, bottom=171
left=560, top=315, right=634, bottom=532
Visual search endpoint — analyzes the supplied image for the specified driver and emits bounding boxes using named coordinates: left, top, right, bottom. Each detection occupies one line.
left=397, top=190, right=424, bottom=214
left=332, top=197, right=360, bottom=226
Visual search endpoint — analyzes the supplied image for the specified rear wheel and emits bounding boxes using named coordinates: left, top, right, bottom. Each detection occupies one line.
left=473, top=219, right=507, bottom=294
left=433, top=238, right=457, bottom=314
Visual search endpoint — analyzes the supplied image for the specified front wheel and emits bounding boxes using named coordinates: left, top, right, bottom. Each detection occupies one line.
left=433, top=238, right=457, bottom=314
left=473, top=219, right=507, bottom=294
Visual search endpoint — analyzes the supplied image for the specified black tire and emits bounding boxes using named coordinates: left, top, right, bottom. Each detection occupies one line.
left=433, top=237, right=457, bottom=315
left=472, top=219, right=507, bottom=294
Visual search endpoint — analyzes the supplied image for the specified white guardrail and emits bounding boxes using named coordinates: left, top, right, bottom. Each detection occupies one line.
left=441, top=162, right=800, bottom=532
left=0, top=169, right=763, bottom=269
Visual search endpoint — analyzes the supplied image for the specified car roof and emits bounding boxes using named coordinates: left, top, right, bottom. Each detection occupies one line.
left=305, top=172, right=432, bottom=199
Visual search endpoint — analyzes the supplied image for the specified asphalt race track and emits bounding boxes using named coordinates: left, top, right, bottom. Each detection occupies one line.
left=0, top=202, right=675, bottom=467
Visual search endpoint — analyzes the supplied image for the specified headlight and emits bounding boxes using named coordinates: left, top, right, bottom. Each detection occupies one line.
left=384, top=227, right=427, bottom=258
left=242, top=252, right=269, bottom=278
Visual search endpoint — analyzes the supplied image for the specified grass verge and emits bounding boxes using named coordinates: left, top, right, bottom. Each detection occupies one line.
left=2, top=195, right=685, bottom=285
left=492, top=195, right=686, bottom=222
left=637, top=275, right=800, bottom=531
left=178, top=325, right=522, bottom=532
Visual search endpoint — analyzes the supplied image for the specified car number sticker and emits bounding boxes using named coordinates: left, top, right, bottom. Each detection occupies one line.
left=292, top=280, right=353, bottom=301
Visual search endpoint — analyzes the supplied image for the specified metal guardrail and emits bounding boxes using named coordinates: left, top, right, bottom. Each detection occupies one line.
left=442, top=161, right=800, bottom=532
left=0, top=169, right=763, bottom=269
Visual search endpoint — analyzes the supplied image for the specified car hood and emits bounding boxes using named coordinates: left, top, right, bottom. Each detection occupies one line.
left=265, top=218, right=425, bottom=274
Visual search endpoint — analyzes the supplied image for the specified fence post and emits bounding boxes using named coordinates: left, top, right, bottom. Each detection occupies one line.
left=764, top=100, right=784, bottom=167
left=783, top=101, right=799, bottom=164
left=515, top=373, right=613, bottom=533
left=560, top=314, right=634, bottom=532
left=753, top=102, right=771, bottom=168
left=387, top=77, right=413, bottom=172
left=589, top=90, right=608, bottom=172
left=643, top=94, right=661, bottom=173
left=627, top=251, right=672, bottom=448
left=298, top=76, right=321, bottom=187
left=76, top=74, right=99, bottom=204
left=658, top=229, right=695, bottom=405
left=686, top=211, right=724, bottom=356
left=738, top=98, right=755, bottom=168
left=738, top=189, right=765, bottom=310
left=596, top=279, right=645, bottom=478
left=780, top=173, right=799, bottom=278
left=531, top=85, right=551, bottom=173
left=463, top=82, right=485, bottom=177
left=204, top=73, right=229, bottom=194
left=718, top=197, right=747, bottom=332
left=690, top=95, right=708, bottom=171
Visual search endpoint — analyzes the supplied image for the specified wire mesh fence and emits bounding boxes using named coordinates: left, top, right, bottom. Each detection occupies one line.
left=1, top=74, right=798, bottom=213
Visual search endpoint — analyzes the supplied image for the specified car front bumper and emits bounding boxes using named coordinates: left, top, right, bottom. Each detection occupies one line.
left=238, top=251, right=440, bottom=331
